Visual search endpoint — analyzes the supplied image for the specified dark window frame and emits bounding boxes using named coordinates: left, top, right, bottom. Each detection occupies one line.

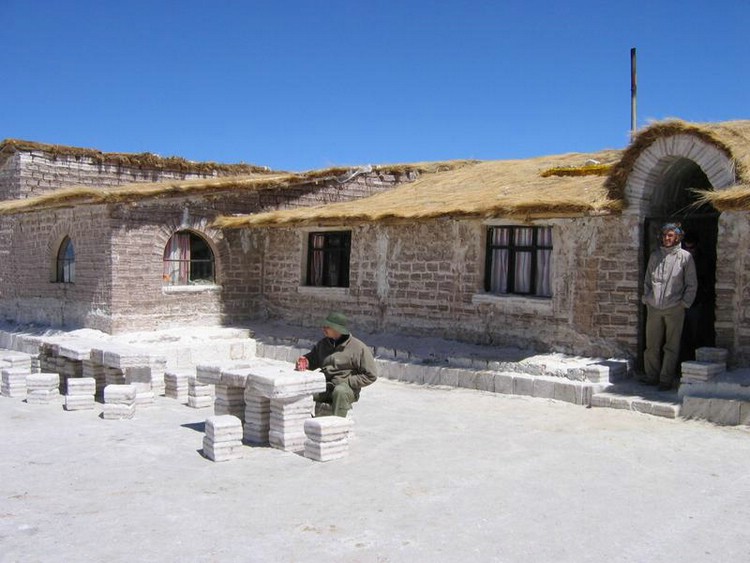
left=484, top=226, right=553, bottom=297
left=306, top=231, right=351, bottom=288
left=56, top=236, right=75, bottom=284
left=162, top=231, right=216, bottom=286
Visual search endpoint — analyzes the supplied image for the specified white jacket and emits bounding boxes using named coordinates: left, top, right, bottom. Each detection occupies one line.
left=642, top=245, right=697, bottom=310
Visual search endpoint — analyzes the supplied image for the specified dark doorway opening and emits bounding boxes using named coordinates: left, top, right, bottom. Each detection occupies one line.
left=639, top=214, right=718, bottom=373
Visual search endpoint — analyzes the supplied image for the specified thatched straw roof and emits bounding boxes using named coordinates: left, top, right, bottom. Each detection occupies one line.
left=694, top=184, right=750, bottom=212
left=0, top=160, right=467, bottom=215
left=213, top=149, right=624, bottom=229
left=0, top=138, right=271, bottom=176
left=605, top=119, right=750, bottom=200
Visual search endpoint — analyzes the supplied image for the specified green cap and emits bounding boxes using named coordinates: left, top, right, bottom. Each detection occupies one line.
left=322, top=312, right=349, bottom=335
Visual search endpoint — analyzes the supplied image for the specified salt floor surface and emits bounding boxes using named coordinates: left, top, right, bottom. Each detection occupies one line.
left=1, top=377, right=749, bottom=562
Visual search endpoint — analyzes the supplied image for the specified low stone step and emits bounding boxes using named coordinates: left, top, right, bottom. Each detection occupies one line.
left=591, top=382, right=680, bottom=419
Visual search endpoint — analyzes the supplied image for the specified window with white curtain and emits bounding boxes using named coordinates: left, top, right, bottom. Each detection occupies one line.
left=485, top=226, right=552, bottom=297
left=163, top=231, right=215, bottom=286
left=306, top=231, right=351, bottom=287
left=56, top=236, right=75, bottom=283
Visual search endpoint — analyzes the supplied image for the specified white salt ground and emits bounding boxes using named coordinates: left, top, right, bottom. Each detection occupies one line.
left=1, top=375, right=749, bottom=562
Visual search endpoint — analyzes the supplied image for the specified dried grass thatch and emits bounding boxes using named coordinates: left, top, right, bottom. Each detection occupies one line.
left=213, top=149, right=624, bottom=229
left=694, top=184, right=750, bottom=212
left=0, top=138, right=272, bottom=176
left=605, top=119, right=750, bottom=200
left=0, top=160, right=474, bottom=215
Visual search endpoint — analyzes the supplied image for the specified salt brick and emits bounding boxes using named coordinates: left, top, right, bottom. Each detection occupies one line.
left=188, top=395, right=213, bottom=409
left=304, top=438, right=349, bottom=461
left=104, top=384, right=137, bottom=404
left=102, top=403, right=136, bottom=419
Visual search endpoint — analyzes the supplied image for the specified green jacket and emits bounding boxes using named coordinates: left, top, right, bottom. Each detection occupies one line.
left=304, top=334, right=378, bottom=392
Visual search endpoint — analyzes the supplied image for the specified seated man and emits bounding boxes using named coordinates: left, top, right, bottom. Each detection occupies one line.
left=295, top=312, right=377, bottom=417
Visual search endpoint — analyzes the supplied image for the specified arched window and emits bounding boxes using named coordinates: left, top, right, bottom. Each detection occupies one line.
left=163, top=231, right=215, bottom=286
left=56, top=237, right=75, bottom=283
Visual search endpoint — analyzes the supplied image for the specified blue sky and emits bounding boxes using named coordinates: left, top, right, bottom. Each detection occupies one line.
left=3, top=0, right=748, bottom=171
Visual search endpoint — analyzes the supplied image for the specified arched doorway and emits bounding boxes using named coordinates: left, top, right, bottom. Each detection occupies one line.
left=636, top=156, right=721, bottom=371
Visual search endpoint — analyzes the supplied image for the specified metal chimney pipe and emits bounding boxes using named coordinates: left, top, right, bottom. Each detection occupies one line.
left=631, top=47, right=637, bottom=140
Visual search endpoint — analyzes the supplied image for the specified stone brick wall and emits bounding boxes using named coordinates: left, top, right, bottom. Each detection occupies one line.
left=0, top=150, right=219, bottom=201
left=0, top=207, right=113, bottom=330
left=235, top=216, right=642, bottom=359
left=0, top=152, right=22, bottom=201
left=714, top=212, right=750, bottom=366
left=0, top=170, right=410, bottom=333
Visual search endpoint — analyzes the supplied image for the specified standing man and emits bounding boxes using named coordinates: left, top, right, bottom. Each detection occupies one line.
left=295, top=312, right=377, bottom=417
left=641, top=223, right=698, bottom=391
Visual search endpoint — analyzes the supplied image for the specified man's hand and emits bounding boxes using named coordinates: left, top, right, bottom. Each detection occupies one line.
left=295, top=356, right=309, bottom=371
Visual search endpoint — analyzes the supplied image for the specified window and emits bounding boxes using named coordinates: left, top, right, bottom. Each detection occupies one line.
left=306, top=231, right=351, bottom=287
left=485, top=226, right=552, bottom=297
left=56, top=237, right=75, bottom=283
left=163, top=231, right=215, bottom=286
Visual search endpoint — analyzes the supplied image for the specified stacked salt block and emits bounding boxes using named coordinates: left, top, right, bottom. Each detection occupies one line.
left=202, top=415, right=244, bottom=462
left=244, top=364, right=326, bottom=453
left=196, top=362, right=253, bottom=418
left=695, top=347, right=729, bottom=365
left=269, top=395, right=314, bottom=452
left=304, top=416, right=353, bottom=462
left=314, top=403, right=356, bottom=438
left=104, top=366, right=126, bottom=386
left=95, top=345, right=162, bottom=404
left=165, top=371, right=190, bottom=403
left=102, top=384, right=137, bottom=419
left=132, top=382, right=155, bottom=408
left=65, top=377, right=96, bottom=411
left=681, top=361, right=725, bottom=383
left=2, top=368, right=28, bottom=398
left=82, top=359, right=106, bottom=397
left=243, top=392, right=271, bottom=445
left=214, top=385, right=245, bottom=419
left=150, top=357, right=167, bottom=396
left=188, top=375, right=214, bottom=409
left=26, top=373, right=60, bottom=404
left=2, top=351, right=33, bottom=372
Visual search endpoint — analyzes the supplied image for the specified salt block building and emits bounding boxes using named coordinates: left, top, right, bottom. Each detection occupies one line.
left=1, top=119, right=749, bottom=371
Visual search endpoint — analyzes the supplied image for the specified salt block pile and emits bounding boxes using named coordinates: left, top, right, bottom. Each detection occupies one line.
left=82, top=359, right=106, bottom=397
left=50, top=341, right=87, bottom=394
left=65, top=377, right=96, bottom=411
left=133, top=382, right=155, bottom=407
left=243, top=392, right=270, bottom=445
left=165, top=371, right=190, bottom=403
left=196, top=360, right=325, bottom=453
left=188, top=375, right=214, bottom=409
left=195, top=362, right=253, bottom=419
left=26, top=373, right=60, bottom=405
left=102, top=384, right=136, bottom=420
left=269, top=395, right=314, bottom=452
left=244, top=368, right=327, bottom=399
left=92, top=344, right=164, bottom=403
left=150, top=357, right=167, bottom=396
left=304, top=416, right=353, bottom=462
left=695, top=347, right=729, bottom=365
left=102, top=345, right=162, bottom=406
left=1, top=351, right=34, bottom=398
left=1, top=368, right=27, bottom=398
left=244, top=365, right=326, bottom=453
left=315, top=403, right=356, bottom=438
left=214, top=385, right=245, bottom=419
left=681, top=361, right=725, bottom=382
left=203, top=415, right=244, bottom=462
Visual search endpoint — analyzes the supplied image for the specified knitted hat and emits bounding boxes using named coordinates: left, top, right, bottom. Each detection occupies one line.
left=661, top=222, right=684, bottom=236
left=322, top=312, right=350, bottom=335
